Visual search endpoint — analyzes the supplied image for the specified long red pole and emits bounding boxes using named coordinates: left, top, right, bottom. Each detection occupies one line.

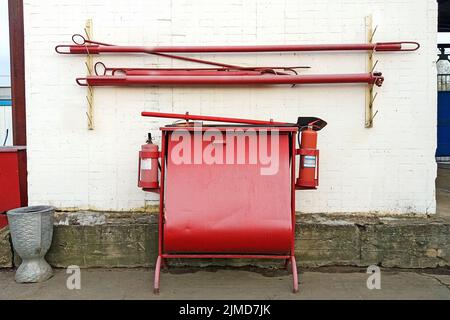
left=57, top=41, right=419, bottom=54
left=122, top=69, right=265, bottom=76
left=141, top=111, right=290, bottom=126
left=78, top=72, right=384, bottom=87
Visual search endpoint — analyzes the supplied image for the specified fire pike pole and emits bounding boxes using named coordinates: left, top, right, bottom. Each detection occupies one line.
left=55, top=34, right=420, bottom=54
left=77, top=72, right=384, bottom=87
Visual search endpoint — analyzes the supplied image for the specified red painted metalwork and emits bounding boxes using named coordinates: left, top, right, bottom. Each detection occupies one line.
left=9, top=0, right=27, bottom=147
left=154, top=131, right=167, bottom=294
left=0, top=147, right=27, bottom=216
left=55, top=34, right=419, bottom=54
left=153, top=127, right=299, bottom=293
left=127, top=69, right=264, bottom=76
left=163, top=131, right=292, bottom=254
left=77, top=72, right=384, bottom=87
left=93, top=62, right=306, bottom=79
left=142, top=112, right=327, bottom=132
left=141, top=112, right=327, bottom=293
left=151, top=52, right=242, bottom=69
left=161, top=254, right=292, bottom=259
left=56, top=34, right=417, bottom=90
left=160, top=126, right=301, bottom=132
left=296, top=128, right=320, bottom=189
left=98, top=67, right=306, bottom=77
left=153, top=256, right=162, bottom=294
left=290, top=256, right=299, bottom=293
left=141, top=111, right=289, bottom=126
left=8, top=0, right=28, bottom=208
left=138, top=142, right=160, bottom=190
left=290, top=130, right=298, bottom=293
left=0, top=215, right=7, bottom=229
left=57, top=35, right=262, bottom=71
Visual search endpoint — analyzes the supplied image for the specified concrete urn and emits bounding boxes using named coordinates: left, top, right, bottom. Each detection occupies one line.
left=7, top=206, right=54, bottom=283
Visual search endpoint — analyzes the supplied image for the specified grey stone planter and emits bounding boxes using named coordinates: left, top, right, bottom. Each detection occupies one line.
left=7, top=206, right=54, bottom=283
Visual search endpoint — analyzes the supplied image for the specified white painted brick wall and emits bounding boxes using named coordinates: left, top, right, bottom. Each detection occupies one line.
left=24, top=0, right=437, bottom=214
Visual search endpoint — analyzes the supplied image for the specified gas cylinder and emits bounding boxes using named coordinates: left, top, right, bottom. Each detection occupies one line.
left=138, top=133, right=159, bottom=189
left=296, top=127, right=319, bottom=189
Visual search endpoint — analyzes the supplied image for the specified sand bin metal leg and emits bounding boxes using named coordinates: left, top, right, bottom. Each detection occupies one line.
left=291, top=256, right=299, bottom=293
left=153, top=255, right=162, bottom=294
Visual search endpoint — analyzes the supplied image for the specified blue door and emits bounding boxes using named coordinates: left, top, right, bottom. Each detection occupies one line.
left=437, top=91, right=450, bottom=156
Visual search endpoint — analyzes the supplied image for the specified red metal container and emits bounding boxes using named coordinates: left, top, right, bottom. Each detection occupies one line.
left=0, top=147, right=28, bottom=221
left=163, top=127, right=293, bottom=254
left=149, top=124, right=300, bottom=293
left=140, top=112, right=327, bottom=293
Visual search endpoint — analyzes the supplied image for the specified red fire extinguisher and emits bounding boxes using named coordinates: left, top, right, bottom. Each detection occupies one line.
left=296, top=126, right=319, bottom=189
left=138, top=133, right=160, bottom=190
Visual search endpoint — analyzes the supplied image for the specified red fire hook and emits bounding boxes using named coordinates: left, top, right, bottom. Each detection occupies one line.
left=141, top=111, right=327, bottom=130
left=55, top=34, right=419, bottom=54
left=93, top=62, right=308, bottom=77
left=76, top=72, right=384, bottom=87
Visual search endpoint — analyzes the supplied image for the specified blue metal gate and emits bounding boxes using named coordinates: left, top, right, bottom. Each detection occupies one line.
left=437, top=74, right=450, bottom=157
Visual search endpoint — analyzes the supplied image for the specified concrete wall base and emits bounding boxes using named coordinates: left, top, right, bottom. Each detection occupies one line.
left=0, top=227, right=13, bottom=268
left=1, top=211, right=449, bottom=269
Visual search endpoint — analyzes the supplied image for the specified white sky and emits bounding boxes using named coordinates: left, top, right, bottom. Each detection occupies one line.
left=438, top=32, right=450, bottom=44
left=0, top=0, right=10, bottom=87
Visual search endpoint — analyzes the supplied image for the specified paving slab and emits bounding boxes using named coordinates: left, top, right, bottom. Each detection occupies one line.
left=0, top=268, right=449, bottom=300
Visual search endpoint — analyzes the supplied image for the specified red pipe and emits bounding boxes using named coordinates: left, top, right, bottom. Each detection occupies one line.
left=94, top=62, right=306, bottom=77
left=56, top=41, right=419, bottom=54
left=120, top=69, right=265, bottom=76
left=77, top=72, right=384, bottom=87
left=141, top=111, right=290, bottom=126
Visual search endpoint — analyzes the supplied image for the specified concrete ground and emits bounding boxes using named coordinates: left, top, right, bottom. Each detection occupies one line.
left=2, top=164, right=450, bottom=300
left=436, top=164, right=450, bottom=217
left=1, top=267, right=450, bottom=300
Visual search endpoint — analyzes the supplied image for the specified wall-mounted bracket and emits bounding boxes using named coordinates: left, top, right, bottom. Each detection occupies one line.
left=365, top=15, right=379, bottom=128
left=84, top=19, right=94, bottom=130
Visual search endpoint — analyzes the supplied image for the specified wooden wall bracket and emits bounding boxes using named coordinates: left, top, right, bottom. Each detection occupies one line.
left=84, top=19, right=94, bottom=130
left=365, top=15, right=379, bottom=128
